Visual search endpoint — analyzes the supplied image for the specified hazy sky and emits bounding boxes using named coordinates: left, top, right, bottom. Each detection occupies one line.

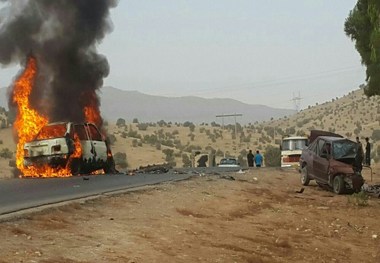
left=0, top=0, right=366, bottom=110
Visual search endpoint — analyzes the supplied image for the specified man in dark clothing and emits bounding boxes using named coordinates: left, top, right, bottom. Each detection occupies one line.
left=365, top=137, right=371, bottom=166
left=247, top=150, right=254, bottom=167
left=197, top=155, right=208, bottom=167
left=354, top=137, right=364, bottom=173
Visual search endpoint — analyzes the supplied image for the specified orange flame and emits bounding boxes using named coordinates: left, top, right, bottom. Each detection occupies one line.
left=71, top=133, right=82, bottom=158
left=13, top=57, right=83, bottom=178
left=13, top=57, right=49, bottom=175
left=84, top=91, right=102, bottom=127
left=84, top=105, right=101, bottom=126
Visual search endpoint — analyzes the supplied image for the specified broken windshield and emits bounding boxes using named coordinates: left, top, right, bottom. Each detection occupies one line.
left=35, top=124, right=67, bottom=140
left=332, top=140, right=357, bottom=159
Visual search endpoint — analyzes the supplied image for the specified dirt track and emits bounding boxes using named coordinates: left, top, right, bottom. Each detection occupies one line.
left=0, top=168, right=379, bottom=263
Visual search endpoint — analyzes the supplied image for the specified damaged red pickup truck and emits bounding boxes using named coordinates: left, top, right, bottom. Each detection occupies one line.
left=299, top=131, right=364, bottom=194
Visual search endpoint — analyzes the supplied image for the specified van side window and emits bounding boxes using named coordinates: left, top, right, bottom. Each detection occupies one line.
left=321, top=143, right=331, bottom=155
left=87, top=124, right=102, bottom=141
left=316, top=139, right=325, bottom=156
left=308, top=140, right=317, bottom=153
left=74, top=124, right=87, bottom=140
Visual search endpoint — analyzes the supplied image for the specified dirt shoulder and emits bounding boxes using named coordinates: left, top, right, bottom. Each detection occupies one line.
left=0, top=168, right=379, bottom=263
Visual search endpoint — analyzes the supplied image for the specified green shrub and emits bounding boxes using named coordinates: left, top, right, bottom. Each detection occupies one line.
left=0, top=148, right=13, bottom=159
left=116, top=118, right=126, bottom=127
left=127, top=130, right=141, bottom=139
left=348, top=191, right=369, bottom=207
left=8, top=159, right=16, bottom=168
left=137, top=123, right=149, bottom=131
left=107, top=134, right=117, bottom=145
left=263, top=145, right=281, bottom=167
left=372, top=129, right=380, bottom=141
left=113, top=152, right=128, bottom=168
left=162, top=149, right=176, bottom=167
left=155, top=142, right=161, bottom=150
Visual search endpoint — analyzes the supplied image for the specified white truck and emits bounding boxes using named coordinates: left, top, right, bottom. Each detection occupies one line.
left=280, top=136, right=308, bottom=168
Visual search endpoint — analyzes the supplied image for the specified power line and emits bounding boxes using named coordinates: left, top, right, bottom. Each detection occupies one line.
left=161, top=65, right=363, bottom=97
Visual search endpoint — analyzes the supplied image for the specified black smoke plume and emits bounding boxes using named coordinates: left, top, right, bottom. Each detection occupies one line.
left=0, top=0, right=118, bottom=126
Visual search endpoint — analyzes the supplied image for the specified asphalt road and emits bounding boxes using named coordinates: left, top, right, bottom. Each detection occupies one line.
left=0, top=172, right=193, bottom=216
left=0, top=166, right=244, bottom=218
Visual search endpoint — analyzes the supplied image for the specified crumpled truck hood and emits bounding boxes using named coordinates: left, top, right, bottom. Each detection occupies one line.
left=329, top=159, right=354, bottom=175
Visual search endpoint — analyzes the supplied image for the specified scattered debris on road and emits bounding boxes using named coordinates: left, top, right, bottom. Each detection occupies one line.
left=130, top=163, right=172, bottom=175
left=362, top=183, right=380, bottom=198
left=218, top=175, right=235, bottom=181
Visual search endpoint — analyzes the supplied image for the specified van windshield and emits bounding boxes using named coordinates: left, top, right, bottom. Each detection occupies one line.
left=282, top=139, right=307, bottom=151
left=35, top=124, right=67, bottom=140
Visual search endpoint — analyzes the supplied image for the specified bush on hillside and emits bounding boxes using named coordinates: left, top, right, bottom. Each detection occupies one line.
left=155, top=142, right=161, bottom=150
left=127, top=130, right=141, bottom=139
left=216, top=149, right=224, bottom=157
left=8, top=159, right=16, bottom=168
left=0, top=148, right=13, bottom=159
left=372, top=129, right=380, bottom=141
left=157, top=120, right=167, bottom=127
left=143, top=134, right=158, bottom=145
left=116, top=118, right=126, bottom=127
left=285, top=127, right=296, bottom=135
left=162, top=149, right=176, bottom=167
left=120, top=132, right=127, bottom=139
left=182, top=153, right=192, bottom=168
left=107, top=134, right=117, bottom=145
left=263, top=145, right=281, bottom=167
left=137, top=123, right=149, bottom=131
left=238, top=154, right=246, bottom=167
left=113, top=152, right=128, bottom=168
left=1, top=119, right=7, bottom=129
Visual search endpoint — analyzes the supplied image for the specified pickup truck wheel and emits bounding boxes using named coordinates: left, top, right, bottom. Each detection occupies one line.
left=333, top=175, right=345, bottom=194
left=300, top=165, right=310, bottom=186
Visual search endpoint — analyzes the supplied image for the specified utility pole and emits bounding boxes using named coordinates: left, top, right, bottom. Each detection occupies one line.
left=216, top=113, right=243, bottom=157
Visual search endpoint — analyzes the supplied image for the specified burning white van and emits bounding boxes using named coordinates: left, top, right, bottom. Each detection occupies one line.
left=23, top=122, right=116, bottom=176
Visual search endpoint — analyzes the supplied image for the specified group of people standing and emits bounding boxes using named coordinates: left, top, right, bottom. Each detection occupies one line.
left=356, top=137, right=371, bottom=163
left=246, top=150, right=263, bottom=167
